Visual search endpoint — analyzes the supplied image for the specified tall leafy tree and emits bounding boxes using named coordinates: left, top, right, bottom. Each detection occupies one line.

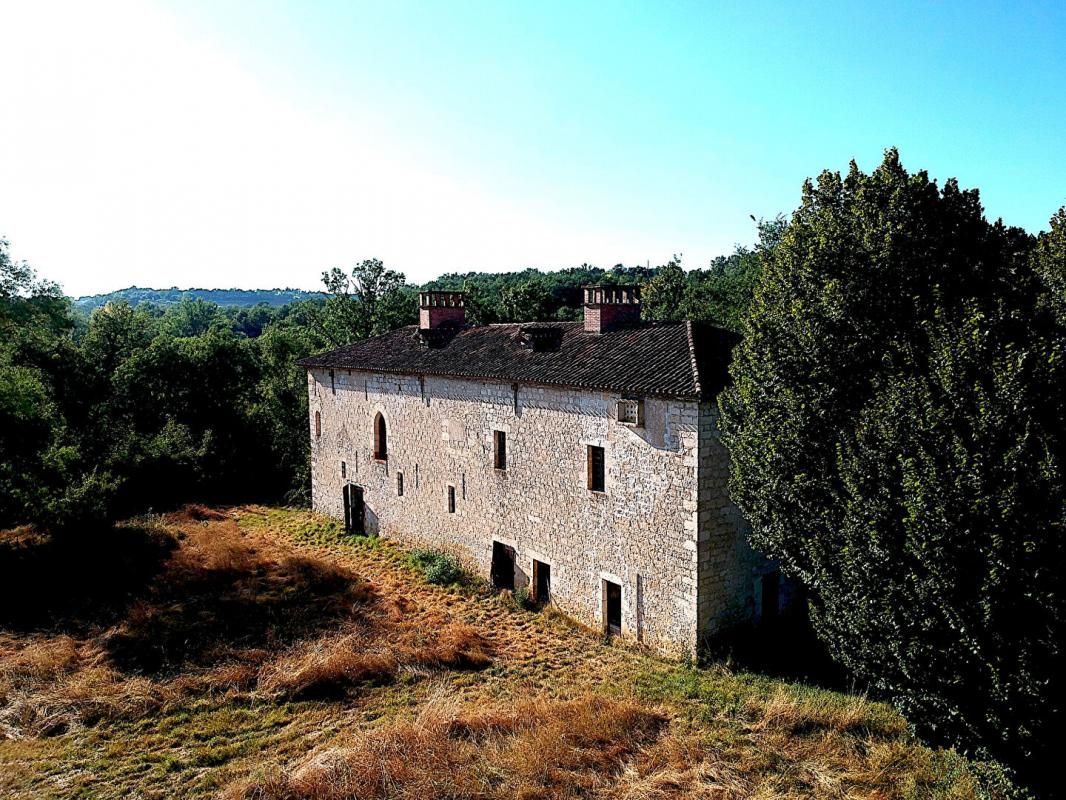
left=720, top=150, right=1065, bottom=782
left=498, top=278, right=554, bottom=322
left=641, top=255, right=686, bottom=321
left=318, top=258, right=411, bottom=344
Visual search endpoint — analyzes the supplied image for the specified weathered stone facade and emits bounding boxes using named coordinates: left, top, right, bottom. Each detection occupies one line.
left=308, top=367, right=767, bottom=655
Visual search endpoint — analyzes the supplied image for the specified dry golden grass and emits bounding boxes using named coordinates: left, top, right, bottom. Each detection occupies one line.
left=0, top=505, right=1012, bottom=799
left=224, top=694, right=666, bottom=800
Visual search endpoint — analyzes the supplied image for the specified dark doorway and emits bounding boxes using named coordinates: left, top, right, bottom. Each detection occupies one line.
left=342, top=484, right=364, bottom=535
left=604, top=579, right=622, bottom=635
left=491, top=541, right=515, bottom=590
left=761, top=570, right=780, bottom=621
left=532, top=559, right=550, bottom=605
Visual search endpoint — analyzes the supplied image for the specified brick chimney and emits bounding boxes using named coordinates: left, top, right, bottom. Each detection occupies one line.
left=582, top=285, right=641, bottom=334
left=419, top=291, right=466, bottom=330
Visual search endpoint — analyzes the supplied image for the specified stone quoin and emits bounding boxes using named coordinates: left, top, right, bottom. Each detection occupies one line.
left=299, top=286, right=783, bottom=655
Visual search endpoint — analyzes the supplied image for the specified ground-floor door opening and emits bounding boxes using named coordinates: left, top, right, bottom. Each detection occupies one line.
left=491, top=541, right=516, bottom=590
left=342, top=484, right=364, bottom=535
left=603, top=579, right=622, bottom=636
left=532, top=559, right=550, bottom=605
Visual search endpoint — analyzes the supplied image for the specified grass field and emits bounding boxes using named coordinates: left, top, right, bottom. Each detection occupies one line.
left=0, top=506, right=1015, bottom=799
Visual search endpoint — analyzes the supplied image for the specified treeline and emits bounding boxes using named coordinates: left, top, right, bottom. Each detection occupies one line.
left=423, top=216, right=783, bottom=332
left=73, top=287, right=328, bottom=312
left=3, top=247, right=766, bottom=533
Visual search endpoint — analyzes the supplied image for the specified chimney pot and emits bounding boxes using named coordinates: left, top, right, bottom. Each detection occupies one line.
left=582, top=284, right=641, bottom=334
left=419, top=291, right=466, bottom=330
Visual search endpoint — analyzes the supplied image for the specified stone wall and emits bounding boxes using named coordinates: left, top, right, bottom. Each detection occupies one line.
left=308, top=368, right=714, bottom=654
left=695, top=401, right=767, bottom=640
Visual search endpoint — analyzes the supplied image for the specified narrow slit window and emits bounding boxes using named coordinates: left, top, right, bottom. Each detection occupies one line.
left=587, top=445, right=605, bottom=492
left=447, top=485, right=456, bottom=513
left=397, top=472, right=404, bottom=496
left=330, top=369, right=336, bottom=394
left=494, top=430, right=507, bottom=470
left=340, top=460, right=346, bottom=479
left=373, top=412, right=388, bottom=460
left=315, top=411, right=321, bottom=439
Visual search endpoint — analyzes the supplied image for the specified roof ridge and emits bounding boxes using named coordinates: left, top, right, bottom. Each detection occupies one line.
left=296, top=320, right=727, bottom=400
left=684, top=320, right=703, bottom=399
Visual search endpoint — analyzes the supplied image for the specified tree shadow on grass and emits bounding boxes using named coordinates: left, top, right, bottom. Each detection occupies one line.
left=0, top=512, right=381, bottom=680
left=104, top=548, right=379, bottom=676
left=701, top=609, right=850, bottom=692
left=0, top=523, right=177, bottom=633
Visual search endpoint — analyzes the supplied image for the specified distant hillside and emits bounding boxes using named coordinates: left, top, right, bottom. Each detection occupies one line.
left=73, top=286, right=327, bottom=311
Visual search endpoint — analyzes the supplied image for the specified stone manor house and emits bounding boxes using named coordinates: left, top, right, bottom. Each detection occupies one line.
left=300, top=286, right=781, bottom=654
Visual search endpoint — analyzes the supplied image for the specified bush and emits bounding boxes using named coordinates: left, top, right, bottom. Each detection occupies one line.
left=409, top=549, right=465, bottom=586
left=513, top=586, right=536, bottom=611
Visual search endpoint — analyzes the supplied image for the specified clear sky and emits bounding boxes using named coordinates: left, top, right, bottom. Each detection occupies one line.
left=1, top=1, right=1064, bottom=297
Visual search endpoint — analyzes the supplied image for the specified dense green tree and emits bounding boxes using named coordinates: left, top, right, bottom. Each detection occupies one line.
left=498, top=278, right=554, bottom=322
left=1034, top=207, right=1066, bottom=321
left=318, top=258, right=411, bottom=344
left=641, top=255, right=686, bottom=321
left=720, top=150, right=1064, bottom=783
left=159, top=296, right=224, bottom=338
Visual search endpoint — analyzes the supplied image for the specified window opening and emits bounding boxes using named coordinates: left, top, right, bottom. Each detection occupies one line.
left=587, top=445, right=605, bottom=492
left=374, top=413, right=388, bottom=460
left=494, top=430, right=507, bottom=470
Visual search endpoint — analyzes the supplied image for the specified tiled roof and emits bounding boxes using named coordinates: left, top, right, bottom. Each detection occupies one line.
left=298, top=321, right=737, bottom=400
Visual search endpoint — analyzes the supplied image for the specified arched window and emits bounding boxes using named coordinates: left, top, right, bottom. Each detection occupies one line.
left=315, top=411, right=321, bottom=438
left=374, top=412, right=388, bottom=460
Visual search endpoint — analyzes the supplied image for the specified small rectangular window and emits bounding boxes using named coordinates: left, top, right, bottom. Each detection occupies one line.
left=397, top=472, right=404, bottom=496
left=447, top=485, right=456, bottom=513
left=587, top=445, right=605, bottom=492
left=340, top=460, right=346, bottom=479
left=616, top=398, right=644, bottom=426
left=493, top=430, right=507, bottom=470
left=329, top=369, right=336, bottom=394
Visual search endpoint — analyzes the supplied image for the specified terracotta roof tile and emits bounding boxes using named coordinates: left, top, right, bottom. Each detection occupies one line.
left=298, top=321, right=737, bottom=400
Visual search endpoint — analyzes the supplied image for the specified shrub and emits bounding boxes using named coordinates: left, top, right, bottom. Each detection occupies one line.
left=513, top=586, right=536, bottom=611
left=409, top=549, right=464, bottom=586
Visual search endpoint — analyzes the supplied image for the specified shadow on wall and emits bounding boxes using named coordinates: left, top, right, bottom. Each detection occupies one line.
left=363, top=505, right=380, bottom=537
left=623, top=399, right=674, bottom=452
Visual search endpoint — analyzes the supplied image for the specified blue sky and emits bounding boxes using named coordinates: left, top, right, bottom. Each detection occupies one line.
left=1, top=1, right=1064, bottom=296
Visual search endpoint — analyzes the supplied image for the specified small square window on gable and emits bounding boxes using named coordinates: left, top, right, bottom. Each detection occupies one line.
left=493, top=430, right=507, bottom=470
left=616, top=398, right=644, bottom=427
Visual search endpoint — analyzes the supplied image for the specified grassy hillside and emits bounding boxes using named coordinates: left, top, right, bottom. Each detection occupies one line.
left=0, top=507, right=1016, bottom=799
left=72, top=287, right=327, bottom=311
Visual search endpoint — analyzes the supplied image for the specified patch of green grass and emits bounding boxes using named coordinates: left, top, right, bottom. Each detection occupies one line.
left=237, top=506, right=380, bottom=549
left=408, top=548, right=466, bottom=586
